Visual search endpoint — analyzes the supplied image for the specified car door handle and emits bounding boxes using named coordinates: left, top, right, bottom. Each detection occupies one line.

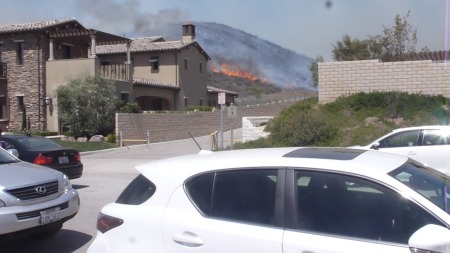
left=407, top=151, right=416, bottom=155
left=172, top=232, right=204, bottom=247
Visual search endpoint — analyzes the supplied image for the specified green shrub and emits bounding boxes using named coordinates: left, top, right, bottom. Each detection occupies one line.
left=120, top=102, right=143, bottom=113
left=106, top=133, right=116, bottom=143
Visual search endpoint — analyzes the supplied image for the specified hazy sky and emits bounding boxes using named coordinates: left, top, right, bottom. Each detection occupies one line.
left=0, top=0, right=448, bottom=60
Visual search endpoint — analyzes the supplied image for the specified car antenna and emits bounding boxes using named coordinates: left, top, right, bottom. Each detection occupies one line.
left=188, top=132, right=203, bottom=151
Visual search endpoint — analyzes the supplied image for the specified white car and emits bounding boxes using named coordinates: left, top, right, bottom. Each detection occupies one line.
left=88, top=147, right=450, bottom=253
left=358, top=125, right=450, bottom=175
left=0, top=146, right=79, bottom=239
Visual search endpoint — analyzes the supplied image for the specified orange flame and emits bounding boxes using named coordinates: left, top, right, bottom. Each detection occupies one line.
left=212, top=63, right=263, bottom=82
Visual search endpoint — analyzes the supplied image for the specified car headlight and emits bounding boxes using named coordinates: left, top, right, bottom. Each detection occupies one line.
left=62, top=174, right=72, bottom=192
left=0, top=200, right=5, bottom=207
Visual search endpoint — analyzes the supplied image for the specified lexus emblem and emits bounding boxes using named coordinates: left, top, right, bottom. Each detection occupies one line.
left=35, top=186, right=47, bottom=195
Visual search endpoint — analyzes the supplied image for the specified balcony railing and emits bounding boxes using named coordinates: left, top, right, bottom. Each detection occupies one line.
left=100, top=64, right=130, bottom=81
left=0, top=62, right=6, bottom=79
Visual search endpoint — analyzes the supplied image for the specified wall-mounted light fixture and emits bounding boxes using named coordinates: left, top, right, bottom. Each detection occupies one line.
left=44, top=96, right=52, bottom=106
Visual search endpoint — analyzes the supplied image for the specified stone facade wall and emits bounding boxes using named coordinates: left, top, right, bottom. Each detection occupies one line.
left=116, top=100, right=297, bottom=144
left=0, top=32, right=48, bottom=131
left=318, top=59, right=450, bottom=104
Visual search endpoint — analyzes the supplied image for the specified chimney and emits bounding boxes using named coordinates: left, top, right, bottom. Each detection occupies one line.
left=182, top=23, right=195, bottom=43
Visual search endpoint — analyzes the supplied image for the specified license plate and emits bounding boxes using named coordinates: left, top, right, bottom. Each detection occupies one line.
left=40, top=207, right=61, bottom=225
left=58, top=156, right=69, bottom=164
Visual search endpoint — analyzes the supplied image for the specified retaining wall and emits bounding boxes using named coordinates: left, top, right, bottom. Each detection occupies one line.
left=116, top=100, right=298, bottom=144
left=319, top=59, right=450, bottom=104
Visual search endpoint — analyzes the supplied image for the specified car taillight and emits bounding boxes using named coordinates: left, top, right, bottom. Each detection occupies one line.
left=97, top=212, right=124, bottom=233
left=74, top=153, right=81, bottom=162
left=34, top=154, right=53, bottom=165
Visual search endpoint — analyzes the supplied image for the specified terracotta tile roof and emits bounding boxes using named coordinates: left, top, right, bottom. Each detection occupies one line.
left=96, top=37, right=196, bottom=55
left=133, top=79, right=180, bottom=90
left=0, top=18, right=82, bottom=34
left=207, top=86, right=239, bottom=95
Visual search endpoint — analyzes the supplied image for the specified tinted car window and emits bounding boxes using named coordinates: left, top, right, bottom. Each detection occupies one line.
left=389, top=160, right=450, bottom=214
left=185, top=172, right=214, bottom=215
left=379, top=130, right=420, bottom=148
left=421, top=129, right=450, bottom=146
left=116, top=174, right=156, bottom=205
left=295, top=171, right=441, bottom=244
left=186, top=169, right=278, bottom=226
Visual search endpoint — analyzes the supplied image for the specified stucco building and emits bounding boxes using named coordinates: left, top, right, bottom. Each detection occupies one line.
left=0, top=18, right=226, bottom=133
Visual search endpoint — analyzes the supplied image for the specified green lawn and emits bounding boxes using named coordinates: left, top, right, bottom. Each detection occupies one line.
left=53, top=139, right=118, bottom=152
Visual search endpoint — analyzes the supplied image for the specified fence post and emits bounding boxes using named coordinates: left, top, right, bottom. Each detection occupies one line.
left=146, top=131, right=150, bottom=150
left=120, top=131, right=123, bottom=147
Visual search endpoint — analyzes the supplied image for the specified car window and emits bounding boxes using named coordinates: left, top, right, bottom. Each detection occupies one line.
left=389, top=160, right=450, bottom=214
left=421, top=129, right=450, bottom=146
left=116, top=174, right=156, bottom=205
left=16, top=137, right=63, bottom=151
left=379, top=130, right=420, bottom=148
left=186, top=169, right=278, bottom=226
left=294, top=170, right=441, bottom=244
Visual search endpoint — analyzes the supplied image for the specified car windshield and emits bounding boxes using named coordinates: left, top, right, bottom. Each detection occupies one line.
left=16, top=137, right=63, bottom=151
left=389, top=160, right=450, bottom=214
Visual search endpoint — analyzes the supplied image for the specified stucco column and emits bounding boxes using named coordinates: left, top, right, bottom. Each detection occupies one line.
left=126, top=41, right=131, bottom=64
left=90, top=35, right=97, bottom=58
left=49, top=39, right=55, bottom=61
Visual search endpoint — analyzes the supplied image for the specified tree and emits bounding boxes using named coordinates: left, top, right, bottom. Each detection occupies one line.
left=56, top=74, right=118, bottom=137
left=309, top=55, right=324, bottom=87
left=332, top=35, right=383, bottom=61
left=332, top=11, right=418, bottom=61
left=380, top=11, right=417, bottom=61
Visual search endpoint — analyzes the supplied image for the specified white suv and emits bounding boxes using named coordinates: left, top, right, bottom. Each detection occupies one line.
left=88, top=147, right=450, bottom=253
left=358, top=125, right=450, bottom=175
left=0, top=147, right=79, bottom=239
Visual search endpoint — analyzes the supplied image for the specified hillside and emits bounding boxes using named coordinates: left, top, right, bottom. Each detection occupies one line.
left=235, top=92, right=450, bottom=149
left=149, top=22, right=314, bottom=90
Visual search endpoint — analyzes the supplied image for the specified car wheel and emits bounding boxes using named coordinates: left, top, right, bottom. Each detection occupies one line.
left=33, top=223, right=63, bottom=238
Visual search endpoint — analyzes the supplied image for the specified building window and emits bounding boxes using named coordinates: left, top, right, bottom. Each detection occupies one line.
left=0, top=96, right=6, bottom=119
left=16, top=42, right=24, bottom=65
left=199, top=62, right=203, bottom=73
left=0, top=43, right=3, bottom=61
left=184, top=58, right=188, bottom=70
left=17, top=95, right=24, bottom=112
left=62, top=45, right=71, bottom=59
left=121, top=93, right=130, bottom=103
left=149, top=56, right=159, bottom=71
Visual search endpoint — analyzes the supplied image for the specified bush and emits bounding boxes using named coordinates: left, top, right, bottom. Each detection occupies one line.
left=120, top=102, right=142, bottom=113
left=106, top=133, right=116, bottom=143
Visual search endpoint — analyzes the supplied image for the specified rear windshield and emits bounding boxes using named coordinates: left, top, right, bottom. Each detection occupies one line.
left=16, top=137, right=63, bottom=151
left=116, top=174, right=156, bottom=205
left=389, top=160, right=450, bottom=214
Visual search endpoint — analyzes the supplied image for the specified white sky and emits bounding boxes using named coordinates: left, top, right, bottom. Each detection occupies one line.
left=0, top=0, right=448, bottom=60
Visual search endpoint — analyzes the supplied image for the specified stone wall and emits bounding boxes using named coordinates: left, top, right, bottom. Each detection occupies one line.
left=0, top=33, right=48, bottom=131
left=318, top=59, right=450, bottom=104
left=116, top=100, right=298, bottom=144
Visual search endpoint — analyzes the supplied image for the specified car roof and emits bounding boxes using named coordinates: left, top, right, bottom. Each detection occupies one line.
left=392, top=125, right=450, bottom=132
left=136, top=147, right=408, bottom=187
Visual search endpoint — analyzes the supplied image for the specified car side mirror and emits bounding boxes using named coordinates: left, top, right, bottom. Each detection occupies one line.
left=371, top=142, right=380, bottom=150
left=7, top=149, right=19, bottom=157
left=409, top=224, right=450, bottom=253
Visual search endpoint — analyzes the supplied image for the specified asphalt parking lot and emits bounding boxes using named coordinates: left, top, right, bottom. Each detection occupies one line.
left=1, top=131, right=239, bottom=253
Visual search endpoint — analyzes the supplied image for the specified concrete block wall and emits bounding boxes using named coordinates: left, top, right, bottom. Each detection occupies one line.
left=319, top=59, right=450, bottom=104
left=116, top=100, right=298, bottom=144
